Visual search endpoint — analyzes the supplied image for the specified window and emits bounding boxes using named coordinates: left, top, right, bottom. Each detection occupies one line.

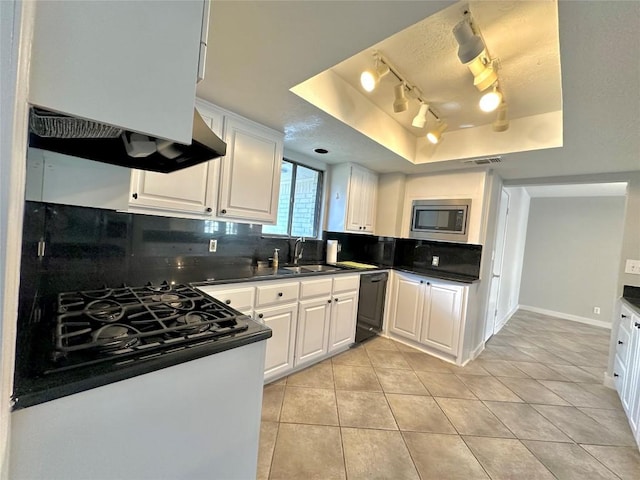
left=263, top=160, right=323, bottom=237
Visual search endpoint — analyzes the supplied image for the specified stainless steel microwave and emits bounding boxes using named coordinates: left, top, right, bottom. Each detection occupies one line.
left=410, top=199, right=471, bottom=242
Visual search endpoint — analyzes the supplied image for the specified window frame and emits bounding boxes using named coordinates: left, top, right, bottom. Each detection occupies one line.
left=262, top=158, right=324, bottom=239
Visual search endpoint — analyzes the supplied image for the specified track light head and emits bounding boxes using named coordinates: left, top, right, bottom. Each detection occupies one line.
left=412, top=103, right=430, bottom=128
left=492, top=102, right=509, bottom=132
left=427, top=122, right=448, bottom=144
left=479, top=84, right=502, bottom=112
left=453, top=19, right=485, bottom=64
left=360, top=58, right=390, bottom=92
left=393, top=84, right=408, bottom=113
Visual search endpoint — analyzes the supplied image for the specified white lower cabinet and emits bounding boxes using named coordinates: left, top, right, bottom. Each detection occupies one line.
left=257, top=303, right=298, bottom=381
left=197, top=273, right=360, bottom=382
left=295, top=297, right=332, bottom=367
left=421, top=283, right=463, bottom=354
left=615, top=303, right=640, bottom=446
left=328, top=291, right=358, bottom=352
left=388, top=271, right=466, bottom=359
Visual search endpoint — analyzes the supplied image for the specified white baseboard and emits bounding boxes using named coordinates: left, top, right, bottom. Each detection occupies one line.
left=603, top=372, right=616, bottom=389
left=494, top=304, right=520, bottom=334
left=463, top=343, right=485, bottom=366
left=518, top=305, right=612, bottom=330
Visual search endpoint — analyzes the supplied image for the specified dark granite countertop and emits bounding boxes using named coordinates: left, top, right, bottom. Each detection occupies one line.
left=189, top=261, right=478, bottom=287
left=622, top=285, right=640, bottom=314
left=190, top=263, right=387, bottom=287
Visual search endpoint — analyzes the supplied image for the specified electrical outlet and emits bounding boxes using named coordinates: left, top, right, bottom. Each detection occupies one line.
left=432, top=256, right=440, bottom=267
left=208, top=239, right=217, bottom=253
left=625, top=259, right=640, bottom=275
left=593, top=306, right=600, bottom=315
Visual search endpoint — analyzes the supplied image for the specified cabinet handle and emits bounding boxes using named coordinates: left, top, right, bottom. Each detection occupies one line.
left=278, top=292, right=283, bottom=297
left=427, top=282, right=430, bottom=285
left=258, top=313, right=264, bottom=319
left=206, top=207, right=212, bottom=213
left=635, top=322, right=640, bottom=329
left=334, top=298, right=339, bottom=302
left=327, top=299, right=332, bottom=304
left=614, top=373, right=620, bottom=378
left=132, top=193, right=138, bottom=200
left=220, top=209, right=227, bottom=214
left=618, top=340, right=624, bottom=345
left=420, top=280, right=424, bottom=284
left=225, top=300, right=231, bottom=305
left=621, top=314, right=628, bottom=318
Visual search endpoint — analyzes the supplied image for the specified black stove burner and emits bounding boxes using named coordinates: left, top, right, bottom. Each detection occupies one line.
left=50, top=284, right=250, bottom=373
left=93, top=324, right=140, bottom=352
left=85, top=299, right=124, bottom=323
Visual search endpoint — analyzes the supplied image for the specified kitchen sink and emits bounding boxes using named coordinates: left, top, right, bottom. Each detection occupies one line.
left=282, top=264, right=341, bottom=274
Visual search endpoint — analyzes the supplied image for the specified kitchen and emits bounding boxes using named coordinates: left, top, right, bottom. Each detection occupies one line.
left=2, top=1, right=640, bottom=479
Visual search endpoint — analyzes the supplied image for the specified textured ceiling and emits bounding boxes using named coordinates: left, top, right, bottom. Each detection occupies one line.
left=197, top=1, right=640, bottom=180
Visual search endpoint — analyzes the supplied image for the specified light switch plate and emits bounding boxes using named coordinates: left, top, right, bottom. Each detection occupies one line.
left=432, top=256, right=440, bottom=267
left=209, top=239, right=217, bottom=253
left=625, top=259, right=640, bottom=275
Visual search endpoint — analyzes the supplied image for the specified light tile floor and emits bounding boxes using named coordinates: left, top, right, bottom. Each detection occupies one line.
left=258, top=310, right=640, bottom=479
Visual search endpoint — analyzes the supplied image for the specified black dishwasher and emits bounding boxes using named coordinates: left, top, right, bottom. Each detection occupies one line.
left=355, top=272, right=388, bottom=343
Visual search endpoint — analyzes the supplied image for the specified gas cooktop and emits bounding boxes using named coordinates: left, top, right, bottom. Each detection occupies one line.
left=50, top=283, right=250, bottom=373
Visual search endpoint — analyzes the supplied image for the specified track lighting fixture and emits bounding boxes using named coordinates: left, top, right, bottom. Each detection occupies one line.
left=360, top=55, right=390, bottom=92
left=393, top=84, right=408, bottom=113
left=412, top=102, right=430, bottom=128
left=427, top=122, right=448, bottom=144
left=453, top=18, right=485, bottom=64
left=359, top=51, right=442, bottom=132
left=492, top=101, right=509, bottom=132
left=453, top=16, right=498, bottom=92
left=479, top=84, right=502, bottom=113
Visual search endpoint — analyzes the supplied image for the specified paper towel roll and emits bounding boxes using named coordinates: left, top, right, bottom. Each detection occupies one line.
left=326, top=240, right=338, bottom=264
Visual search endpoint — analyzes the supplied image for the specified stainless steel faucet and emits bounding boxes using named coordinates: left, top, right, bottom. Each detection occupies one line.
left=293, top=237, right=305, bottom=265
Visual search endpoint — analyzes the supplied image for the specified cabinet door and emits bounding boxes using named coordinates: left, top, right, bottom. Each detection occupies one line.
left=218, top=116, right=283, bottom=223
left=328, top=291, right=358, bottom=352
left=295, top=297, right=332, bottom=367
left=361, top=170, right=378, bottom=233
left=389, top=275, right=423, bottom=341
left=129, top=162, right=215, bottom=215
left=257, top=303, right=298, bottom=381
left=421, top=283, right=463, bottom=355
left=625, top=316, right=640, bottom=439
left=345, top=166, right=365, bottom=232
left=29, top=1, right=204, bottom=144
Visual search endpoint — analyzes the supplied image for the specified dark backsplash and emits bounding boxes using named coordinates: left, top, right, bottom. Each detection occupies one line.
left=19, top=202, right=324, bottom=300
left=325, top=231, right=482, bottom=281
left=19, top=202, right=482, bottom=323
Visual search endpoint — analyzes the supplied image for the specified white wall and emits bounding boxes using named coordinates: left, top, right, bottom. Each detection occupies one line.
left=401, top=170, right=488, bottom=243
left=1, top=1, right=32, bottom=477
left=495, top=187, right=530, bottom=328
left=375, top=172, right=406, bottom=237
left=519, top=196, right=626, bottom=327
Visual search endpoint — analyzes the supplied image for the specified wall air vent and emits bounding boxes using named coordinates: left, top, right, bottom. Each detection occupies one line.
left=461, top=156, right=502, bottom=165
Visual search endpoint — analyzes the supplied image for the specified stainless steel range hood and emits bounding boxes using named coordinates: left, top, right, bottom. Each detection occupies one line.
left=28, top=108, right=226, bottom=173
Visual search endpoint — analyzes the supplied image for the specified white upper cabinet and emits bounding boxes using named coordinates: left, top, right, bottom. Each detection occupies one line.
left=128, top=107, right=224, bottom=216
left=29, top=1, right=207, bottom=144
left=217, top=116, right=283, bottom=223
left=328, top=164, right=378, bottom=234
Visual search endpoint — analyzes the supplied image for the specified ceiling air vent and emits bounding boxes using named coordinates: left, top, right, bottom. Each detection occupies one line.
left=461, top=156, right=502, bottom=166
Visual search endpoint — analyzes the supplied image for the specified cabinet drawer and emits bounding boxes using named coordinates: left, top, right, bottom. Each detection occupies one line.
left=300, top=278, right=332, bottom=299
left=255, top=282, right=299, bottom=307
left=333, top=274, right=360, bottom=294
left=617, top=324, right=631, bottom=366
left=198, top=285, right=255, bottom=311
left=620, top=305, right=633, bottom=333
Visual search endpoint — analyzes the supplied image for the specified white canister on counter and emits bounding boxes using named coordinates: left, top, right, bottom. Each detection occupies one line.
left=326, top=240, right=338, bottom=264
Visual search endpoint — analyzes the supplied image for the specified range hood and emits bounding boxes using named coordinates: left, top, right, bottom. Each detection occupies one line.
left=28, top=108, right=227, bottom=173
